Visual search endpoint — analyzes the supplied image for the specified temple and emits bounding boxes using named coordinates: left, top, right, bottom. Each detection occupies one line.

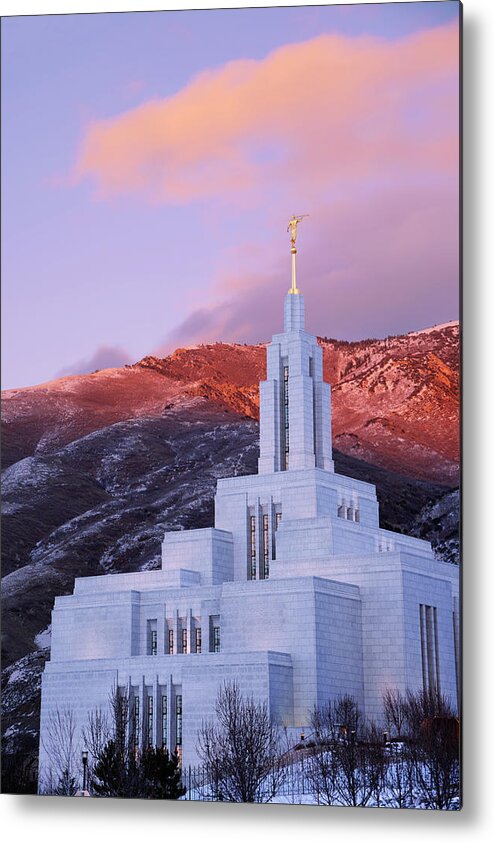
left=38, top=239, right=459, bottom=784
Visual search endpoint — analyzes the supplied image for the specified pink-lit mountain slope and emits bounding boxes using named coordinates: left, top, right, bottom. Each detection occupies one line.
left=1, top=322, right=459, bottom=779
left=2, top=321, right=459, bottom=485
left=128, top=321, right=460, bottom=486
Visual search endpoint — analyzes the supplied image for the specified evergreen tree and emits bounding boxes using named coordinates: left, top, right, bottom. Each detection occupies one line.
left=92, top=739, right=129, bottom=797
left=139, top=748, right=186, bottom=799
left=55, top=767, right=78, bottom=796
left=92, top=740, right=185, bottom=799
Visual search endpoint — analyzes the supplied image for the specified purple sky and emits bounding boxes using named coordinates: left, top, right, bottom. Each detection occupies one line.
left=1, top=2, right=460, bottom=389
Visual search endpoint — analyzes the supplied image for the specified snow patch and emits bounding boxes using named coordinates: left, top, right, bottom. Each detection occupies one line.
left=7, top=667, right=26, bottom=684
left=407, top=321, right=459, bottom=337
left=35, top=625, right=52, bottom=649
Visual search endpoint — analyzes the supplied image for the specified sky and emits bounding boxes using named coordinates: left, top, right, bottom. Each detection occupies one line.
left=1, top=1, right=461, bottom=389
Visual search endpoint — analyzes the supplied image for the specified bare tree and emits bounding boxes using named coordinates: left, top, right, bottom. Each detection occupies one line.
left=404, top=688, right=460, bottom=810
left=383, top=688, right=407, bottom=738
left=81, top=705, right=110, bottom=792
left=306, top=705, right=337, bottom=805
left=402, top=687, right=454, bottom=738
left=40, top=706, right=79, bottom=795
left=381, top=740, right=415, bottom=809
left=197, top=681, right=285, bottom=802
left=380, top=687, right=460, bottom=810
left=361, top=721, right=388, bottom=808
left=308, top=689, right=459, bottom=810
left=308, top=696, right=382, bottom=807
left=380, top=687, right=416, bottom=807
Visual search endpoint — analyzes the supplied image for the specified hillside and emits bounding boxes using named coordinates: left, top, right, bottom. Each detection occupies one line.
left=2, top=321, right=459, bottom=483
left=1, top=321, right=460, bottom=784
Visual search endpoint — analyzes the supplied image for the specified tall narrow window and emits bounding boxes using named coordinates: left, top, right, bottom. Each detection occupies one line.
left=176, top=695, right=183, bottom=747
left=310, top=356, right=317, bottom=459
left=263, top=514, right=269, bottom=579
left=433, top=607, right=441, bottom=694
left=147, top=620, right=158, bottom=655
left=419, top=604, right=441, bottom=693
left=195, top=627, right=202, bottom=654
left=181, top=628, right=187, bottom=654
left=213, top=626, right=220, bottom=653
left=147, top=696, right=153, bottom=748
left=283, top=365, right=289, bottom=470
left=249, top=515, right=256, bottom=580
left=133, top=696, right=140, bottom=752
left=168, top=629, right=174, bottom=655
left=161, top=695, right=167, bottom=748
left=272, top=510, right=282, bottom=561
left=453, top=610, right=459, bottom=703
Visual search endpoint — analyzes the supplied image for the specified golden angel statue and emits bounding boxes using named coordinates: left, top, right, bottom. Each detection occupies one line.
left=287, top=214, right=309, bottom=247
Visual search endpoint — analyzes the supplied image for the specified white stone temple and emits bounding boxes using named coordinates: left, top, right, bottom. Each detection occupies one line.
left=38, top=246, right=459, bottom=783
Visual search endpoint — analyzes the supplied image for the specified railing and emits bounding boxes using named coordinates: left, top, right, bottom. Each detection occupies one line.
left=180, top=759, right=315, bottom=802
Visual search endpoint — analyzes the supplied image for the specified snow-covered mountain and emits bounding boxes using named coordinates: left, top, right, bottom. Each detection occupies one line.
left=3, top=321, right=459, bottom=482
left=1, top=321, right=459, bottom=788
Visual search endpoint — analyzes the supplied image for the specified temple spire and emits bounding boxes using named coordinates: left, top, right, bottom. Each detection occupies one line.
left=286, top=214, right=308, bottom=295
left=258, top=217, right=333, bottom=475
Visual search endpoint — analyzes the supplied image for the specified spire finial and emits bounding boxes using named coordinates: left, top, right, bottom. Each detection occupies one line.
left=287, top=214, right=308, bottom=294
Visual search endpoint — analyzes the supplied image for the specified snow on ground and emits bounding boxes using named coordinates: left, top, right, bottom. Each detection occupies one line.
left=34, top=625, right=52, bottom=650
left=2, top=456, right=60, bottom=491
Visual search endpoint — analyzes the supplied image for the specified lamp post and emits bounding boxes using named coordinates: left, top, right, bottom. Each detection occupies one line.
left=82, top=750, right=88, bottom=794
left=74, top=750, right=90, bottom=796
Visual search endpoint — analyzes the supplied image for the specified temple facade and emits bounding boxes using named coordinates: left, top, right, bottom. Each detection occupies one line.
left=38, top=274, right=459, bottom=784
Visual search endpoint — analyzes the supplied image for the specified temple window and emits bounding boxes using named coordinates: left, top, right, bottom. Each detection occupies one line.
left=283, top=364, right=289, bottom=470
left=175, top=695, right=183, bottom=746
left=249, top=513, right=256, bottom=580
left=419, top=604, right=441, bottom=693
left=263, top=514, right=269, bottom=579
left=161, top=695, right=167, bottom=748
left=147, top=696, right=153, bottom=747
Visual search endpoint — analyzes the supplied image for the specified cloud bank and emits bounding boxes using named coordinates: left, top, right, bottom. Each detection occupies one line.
left=74, top=24, right=458, bottom=205
left=73, top=21, right=459, bottom=349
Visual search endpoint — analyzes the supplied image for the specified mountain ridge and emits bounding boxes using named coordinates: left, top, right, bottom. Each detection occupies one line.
left=1, top=320, right=460, bottom=779
left=2, top=320, right=459, bottom=484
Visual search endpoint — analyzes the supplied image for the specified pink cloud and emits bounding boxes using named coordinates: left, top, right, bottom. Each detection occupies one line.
left=71, top=22, right=459, bottom=351
left=72, top=23, right=459, bottom=206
